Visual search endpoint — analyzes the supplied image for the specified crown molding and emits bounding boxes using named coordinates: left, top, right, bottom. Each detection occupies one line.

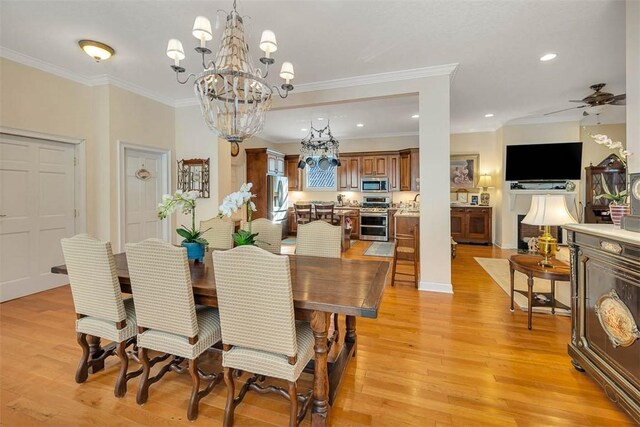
left=293, top=63, right=459, bottom=94
left=0, top=46, right=174, bottom=107
left=173, top=63, right=460, bottom=107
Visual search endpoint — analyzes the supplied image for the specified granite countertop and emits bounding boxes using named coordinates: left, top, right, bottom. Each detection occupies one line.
left=395, top=209, right=420, bottom=217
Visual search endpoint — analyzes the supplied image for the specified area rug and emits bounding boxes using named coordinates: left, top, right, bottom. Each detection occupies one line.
left=474, top=257, right=571, bottom=315
left=363, top=242, right=395, bottom=257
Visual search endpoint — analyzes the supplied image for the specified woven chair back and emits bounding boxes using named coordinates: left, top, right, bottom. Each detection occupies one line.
left=200, top=217, right=235, bottom=250
left=241, top=218, right=282, bottom=254
left=61, top=234, right=126, bottom=322
left=213, top=245, right=297, bottom=357
left=296, top=221, right=341, bottom=258
left=125, top=238, right=198, bottom=338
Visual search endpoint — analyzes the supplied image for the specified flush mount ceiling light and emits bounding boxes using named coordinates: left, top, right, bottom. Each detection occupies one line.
left=484, top=113, right=494, bottom=118
left=540, top=53, right=557, bottom=62
left=411, top=114, right=419, bottom=119
left=167, top=0, right=295, bottom=144
left=78, top=40, right=114, bottom=62
left=356, top=123, right=364, bottom=127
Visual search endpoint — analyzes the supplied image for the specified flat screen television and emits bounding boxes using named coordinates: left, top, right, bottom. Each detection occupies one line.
left=505, top=142, right=583, bottom=181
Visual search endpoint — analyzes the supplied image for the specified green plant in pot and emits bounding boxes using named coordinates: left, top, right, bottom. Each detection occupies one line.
left=158, top=190, right=209, bottom=262
left=219, top=183, right=258, bottom=246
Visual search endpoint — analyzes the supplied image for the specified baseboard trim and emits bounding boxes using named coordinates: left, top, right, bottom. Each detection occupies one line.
left=418, top=281, right=454, bottom=294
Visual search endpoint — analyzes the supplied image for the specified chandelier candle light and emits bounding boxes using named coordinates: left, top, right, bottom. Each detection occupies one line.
left=522, top=194, right=577, bottom=268
left=167, top=0, right=295, bottom=143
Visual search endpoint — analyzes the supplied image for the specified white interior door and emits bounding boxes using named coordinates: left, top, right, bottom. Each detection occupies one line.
left=124, top=148, right=166, bottom=245
left=0, top=134, right=76, bottom=302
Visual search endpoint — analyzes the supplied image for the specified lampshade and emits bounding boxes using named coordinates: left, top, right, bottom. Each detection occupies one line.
left=166, top=39, right=185, bottom=60
left=478, top=174, right=493, bottom=188
left=522, top=195, right=576, bottom=226
left=280, top=61, right=294, bottom=81
left=259, top=30, right=278, bottom=54
left=192, top=16, right=213, bottom=41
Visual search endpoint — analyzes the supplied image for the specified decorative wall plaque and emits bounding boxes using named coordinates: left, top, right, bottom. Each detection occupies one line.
left=595, top=290, right=640, bottom=348
left=135, top=167, right=152, bottom=181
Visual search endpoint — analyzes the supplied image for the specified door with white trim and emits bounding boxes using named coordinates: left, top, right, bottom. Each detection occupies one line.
left=123, top=148, right=165, bottom=245
left=0, top=134, right=76, bottom=302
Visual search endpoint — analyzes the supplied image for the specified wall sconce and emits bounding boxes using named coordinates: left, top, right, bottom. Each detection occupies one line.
left=177, top=158, right=210, bottom=198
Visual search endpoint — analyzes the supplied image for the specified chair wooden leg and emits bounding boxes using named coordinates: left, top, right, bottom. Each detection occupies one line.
left=413, top=254, right=419, bottom=289
left=136, top=347, right=151, bottom=405
left=288, top=381, right=298, bottom=427
left=223, top=367, right=236, bottom=427
left=114, top=341, right=129, bottom=398
left=75, top=333, right=90, bottom=384
left=332, top=313, right=339, bottom=342
left=390, top=245, right=398, bottom=287
left=187, top=358, right=200, bottom=421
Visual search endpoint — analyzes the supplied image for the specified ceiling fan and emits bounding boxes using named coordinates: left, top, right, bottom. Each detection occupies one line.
left=544, top=83, right=626, bottom=116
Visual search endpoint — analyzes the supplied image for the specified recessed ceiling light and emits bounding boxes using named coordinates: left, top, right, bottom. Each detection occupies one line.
left=411, top=114, right=419, bottom=119
left=484, top=113, right=494, bottom=118
left=78, top=39, right=115, bottom=62
left=317, top=117, right=324, bottom=121
left=539, top=53, right=557, bottom=62
left=300, top=128, right=308, bottom=132
left=356, top=123, right=364, bottom=127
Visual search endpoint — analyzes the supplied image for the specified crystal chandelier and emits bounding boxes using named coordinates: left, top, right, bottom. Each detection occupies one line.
left=298, top=122, right=341, bottom=170
left=166, top=0, right=295, bottom=143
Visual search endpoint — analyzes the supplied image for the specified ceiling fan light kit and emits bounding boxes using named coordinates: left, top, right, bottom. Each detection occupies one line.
left=167, top=0, right=295, bottom=144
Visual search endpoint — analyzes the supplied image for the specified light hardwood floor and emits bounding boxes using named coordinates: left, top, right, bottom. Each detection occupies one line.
left=0, top=242, right=635, bottom=426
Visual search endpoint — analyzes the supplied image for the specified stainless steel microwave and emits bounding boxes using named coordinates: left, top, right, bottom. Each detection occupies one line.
left=361, top=177, right=389, bottom=192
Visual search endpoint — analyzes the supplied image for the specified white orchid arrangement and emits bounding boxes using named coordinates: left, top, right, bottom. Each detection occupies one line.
left=590, top=133, right=633, bottom=205
left=219, top=183, right=258, bottom=246
left=158, top=190, right=209, bottom=245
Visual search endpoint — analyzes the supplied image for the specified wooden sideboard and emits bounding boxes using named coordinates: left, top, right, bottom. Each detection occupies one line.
left=450, top=206, right=492, bottom=244
left=565, top=224, right=640, bottom=424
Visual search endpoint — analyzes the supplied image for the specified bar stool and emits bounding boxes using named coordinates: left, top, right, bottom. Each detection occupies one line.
left=391, top=224, right=419, bottom=288
left=314, top=203, right=340, bottom=225
left=294, top=203, right=313, bottom=225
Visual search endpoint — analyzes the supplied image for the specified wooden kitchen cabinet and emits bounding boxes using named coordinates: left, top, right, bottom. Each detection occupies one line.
left=388, top=155, right=400, bottom=191
left=284, top=155, right=302, bottom=191
left=338, top=155, right=361, bottom=191
left=450, top=207, right=491, bottom=244
left=267, top=150, right=285, bottom=176
left=361, top=155, right=388, bottom=177
left=399, top=149, right=419, bottom=191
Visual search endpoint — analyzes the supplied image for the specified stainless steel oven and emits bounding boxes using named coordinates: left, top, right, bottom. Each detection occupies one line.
left=360, top=177, right=389, bottom=193
left=359, top=195, right=391, bottom=241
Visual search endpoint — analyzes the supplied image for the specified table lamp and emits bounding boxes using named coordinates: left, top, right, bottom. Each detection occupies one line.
left=522, top=194, right=576, bottom=268
left=478, top=174, right=493, bottom=206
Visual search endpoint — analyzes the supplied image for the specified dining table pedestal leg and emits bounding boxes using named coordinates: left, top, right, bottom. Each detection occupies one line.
left=310, top=311, right=330, bottom=427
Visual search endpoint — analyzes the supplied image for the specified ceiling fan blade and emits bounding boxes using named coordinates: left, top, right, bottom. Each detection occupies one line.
left=544, top=105, right=586, bottom=116
left=569, top=99, right=587, bottom=103
left=609, top=93, right=626, bottom=105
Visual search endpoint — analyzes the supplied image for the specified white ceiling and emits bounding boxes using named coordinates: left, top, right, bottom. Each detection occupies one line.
left=0, top=0, right=627, bottom=138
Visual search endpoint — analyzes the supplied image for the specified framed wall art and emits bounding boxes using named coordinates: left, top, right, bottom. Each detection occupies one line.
left=470, top=195, right=479, bottom=205
left=450, top=154, right=479, bottom=191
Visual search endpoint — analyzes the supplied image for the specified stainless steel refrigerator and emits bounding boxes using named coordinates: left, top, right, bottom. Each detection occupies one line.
left=266, top=175, right=289, bottom=239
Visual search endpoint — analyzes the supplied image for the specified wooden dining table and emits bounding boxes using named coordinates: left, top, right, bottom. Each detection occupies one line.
left=51, top=252, right=389, bottom=426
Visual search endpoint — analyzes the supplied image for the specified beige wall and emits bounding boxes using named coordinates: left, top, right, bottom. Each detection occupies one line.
left=0, top=58, right=176, bottom=246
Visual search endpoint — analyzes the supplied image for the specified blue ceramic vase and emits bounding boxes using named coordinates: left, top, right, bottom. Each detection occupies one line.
left=182, top=242, right=205, bottom=263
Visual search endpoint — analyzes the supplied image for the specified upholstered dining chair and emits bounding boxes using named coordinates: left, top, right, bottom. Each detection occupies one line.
left=314, top=203, right=340, bottom=225
left=125, top=238, right=222, bottom=421
left=293, top=203, right=313, bottom=226
left=295, top=221, right=341, bottom=342
left=60, top=233, right=140, bottom=398
left=391, top=224, right=420, bottom=288
left=241, top=218, right=282, bottom=254
left=200, top=217, right=235, bottom=250
left=213, top=245, right=314, bottom=427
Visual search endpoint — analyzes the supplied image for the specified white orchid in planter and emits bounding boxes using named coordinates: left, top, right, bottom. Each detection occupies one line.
left=219, top=183, right=258, bottom=246
left=158, top=190, right=208, bottom=246
left=590, top=133, right=633, bottom=205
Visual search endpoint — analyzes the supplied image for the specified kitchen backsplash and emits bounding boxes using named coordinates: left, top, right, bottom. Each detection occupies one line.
left=288, top=190, right=419, bottom=207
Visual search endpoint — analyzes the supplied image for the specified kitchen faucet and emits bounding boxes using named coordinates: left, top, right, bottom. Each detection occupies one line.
left=413, top=193, right=420, bottom=202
